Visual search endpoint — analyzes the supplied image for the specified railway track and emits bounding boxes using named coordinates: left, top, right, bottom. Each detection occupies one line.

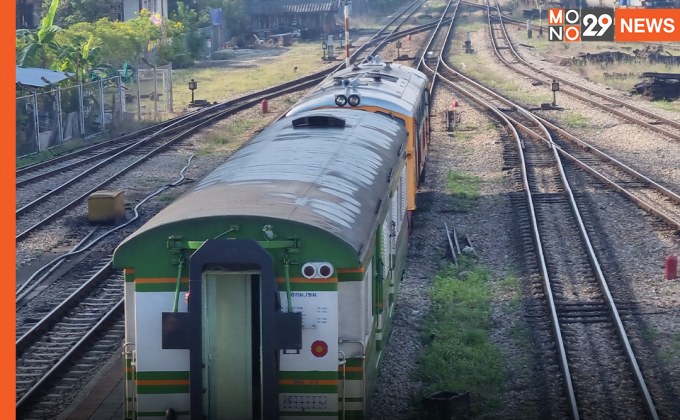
left=16, top=259, right=123, bottom=418
left=14, top=3, right=436, bottom=416
left=15, top=0, right=436, bottom=244
left=418, top=1, right=661, bottom=416
left=486, top=0, right=680, bottom=143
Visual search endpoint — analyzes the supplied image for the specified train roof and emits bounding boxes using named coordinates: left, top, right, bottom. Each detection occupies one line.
left=286, top=58, right=428, bottom=118
left=118, top=109, right=407, bottom=258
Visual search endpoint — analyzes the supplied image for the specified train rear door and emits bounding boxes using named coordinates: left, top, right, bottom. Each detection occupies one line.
left=201, top=270, right=262, bottom=419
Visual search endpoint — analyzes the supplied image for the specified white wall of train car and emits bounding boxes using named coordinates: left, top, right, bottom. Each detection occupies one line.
left=278, top=286, right=340, bottom=416
left=134, top=286, right=191, bottom=417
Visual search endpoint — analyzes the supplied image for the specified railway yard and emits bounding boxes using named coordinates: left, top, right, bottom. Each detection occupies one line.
left=14, top=0, right=680, bottom=418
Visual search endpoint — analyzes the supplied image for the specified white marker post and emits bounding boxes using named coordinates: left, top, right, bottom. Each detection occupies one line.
left=344, top=0, right=351, bottom=68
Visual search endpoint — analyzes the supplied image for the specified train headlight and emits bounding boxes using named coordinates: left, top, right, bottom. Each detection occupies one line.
left=335, top=95, right=347, bottom=107
left=318, top=263, right=333, bottom=278
left=301, top=262, right=334, bottom=279
left=302, top=263, right=317, bottom=278
left=347, top=94, right=361, bottom=107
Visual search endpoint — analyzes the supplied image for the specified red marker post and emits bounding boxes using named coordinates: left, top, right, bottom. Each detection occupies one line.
left=665, top=255, right=677, bottom=280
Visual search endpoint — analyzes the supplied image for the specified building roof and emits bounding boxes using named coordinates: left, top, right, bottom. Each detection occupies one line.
left=248, top=0, right=339, bottom=15
left=16, top=66, right=72, bottom=88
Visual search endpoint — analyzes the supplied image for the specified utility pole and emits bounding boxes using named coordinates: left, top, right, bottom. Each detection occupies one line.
left=344, top=1, right=351, bottom=68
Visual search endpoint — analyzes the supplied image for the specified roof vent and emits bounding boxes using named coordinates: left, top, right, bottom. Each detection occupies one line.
left=292, top=115, right=346, bottom=128
left=333, top=76, right=344, bottom=85
left=366, top=71, right=382, bottom=82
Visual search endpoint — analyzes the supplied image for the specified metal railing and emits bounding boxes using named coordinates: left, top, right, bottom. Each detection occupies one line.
left=16, top=64, right=173, bottom=159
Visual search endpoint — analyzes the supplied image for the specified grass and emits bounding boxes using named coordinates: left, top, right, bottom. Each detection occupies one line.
left=16, top=138, right=88, bottom=167
left=519, top=34, right=680, bottom=108
left=196, top=117, right=261, bottom=156
left=171, top=42, right=331, bottom=111
left=415, top=258, right=504, bottom=417
left=447, top=18, right=541, bottom=106
left=562, top=112, right=590, bottom=129
left=496, top=274, right=522, bottom=308
left=446, top=170, right=481, bottom=212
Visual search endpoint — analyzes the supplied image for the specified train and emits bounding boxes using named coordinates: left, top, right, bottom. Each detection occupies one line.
left=287, top=56, right=431, bottom=231
left=113, top=60, right=430, bottom=420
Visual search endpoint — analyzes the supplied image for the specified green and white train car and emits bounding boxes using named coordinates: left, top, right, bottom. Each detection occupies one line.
left=113, top=109, right=411, bottom=419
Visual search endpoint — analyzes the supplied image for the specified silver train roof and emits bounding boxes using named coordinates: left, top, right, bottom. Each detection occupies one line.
left=120, top=109, right=407, bottom=257
left=287, top=58, right=428, bottom=117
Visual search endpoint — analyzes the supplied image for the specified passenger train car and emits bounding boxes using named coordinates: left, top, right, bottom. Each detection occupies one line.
left=287, top=57, right=430, bottom=230
left=113, top=108, right=411, bottom=419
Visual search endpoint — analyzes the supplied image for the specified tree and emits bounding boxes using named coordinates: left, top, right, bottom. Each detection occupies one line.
left=62, top=12, right=162, bottom=69
left=54, top=34, right=102, bottom=82
left=222, top=0, right=248, bottom=34
left=172, top=2, right=205, bottom=60
left=47, top=0, right=113, bottom=26
left=17, top=0, right=61, bottom=68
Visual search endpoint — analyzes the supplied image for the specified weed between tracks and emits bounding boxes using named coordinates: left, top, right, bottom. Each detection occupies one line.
left=446, top=170, right=480, bottom=212
left=416, top=258, right=504, bottom=417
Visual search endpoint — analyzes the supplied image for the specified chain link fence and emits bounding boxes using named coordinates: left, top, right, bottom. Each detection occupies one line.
left=16, top=64, right=173, bottom=159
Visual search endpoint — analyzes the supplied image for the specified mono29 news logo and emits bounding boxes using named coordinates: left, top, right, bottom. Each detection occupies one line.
left=548, top=7, right=680, bottom=42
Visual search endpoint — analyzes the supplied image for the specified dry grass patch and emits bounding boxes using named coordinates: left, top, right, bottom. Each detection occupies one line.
left=172, top=42, right=333, bottom=111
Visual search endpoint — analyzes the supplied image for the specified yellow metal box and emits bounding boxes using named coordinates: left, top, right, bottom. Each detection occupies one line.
left=88, top=190, right=125, bottom=223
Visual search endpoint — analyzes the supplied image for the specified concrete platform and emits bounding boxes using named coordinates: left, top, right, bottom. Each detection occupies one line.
left=59, top=351, right=125, bottom=420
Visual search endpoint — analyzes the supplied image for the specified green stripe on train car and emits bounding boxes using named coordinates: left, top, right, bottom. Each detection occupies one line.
left=137, top=384, right=190, bottom=394
left=124, top=271, right=135, bottom=282
left=279, top=371, right=338, bottom=380
left=136, top=371, right=189, bottom=380
left=281, top=412, right=338, bottom=417
left=337, top=271, right=364, bottom=282
left=138, top=411, right=190, bottom=417
left=135, top=283, right=190, bottom=293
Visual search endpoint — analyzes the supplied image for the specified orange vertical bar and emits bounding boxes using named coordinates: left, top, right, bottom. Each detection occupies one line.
left=4, top=3, right=17, bottom=415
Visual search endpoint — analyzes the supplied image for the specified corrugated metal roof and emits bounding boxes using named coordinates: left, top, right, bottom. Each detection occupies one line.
left=119, top=109, right=407, bottom=258
left=249, top=0, right=339, bottom=15
left=16, top=66, right=72, bottom=88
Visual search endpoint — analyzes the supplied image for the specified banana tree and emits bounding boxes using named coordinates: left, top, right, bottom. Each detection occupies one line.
left=56, top=34, right=100, bottom=82
left=16, top=0, right=61, bottom=68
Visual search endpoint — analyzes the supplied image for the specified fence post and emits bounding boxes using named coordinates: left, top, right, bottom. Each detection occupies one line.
left=33, top=92, right=40, bottom=152
left=153, top=67, right=158, bottom=120
left=136, top=70, right=142, bottom=120
left=168, top=63, right=173, bottom=113
left=161, top=70, right=166, bottom=114
left=118, top=75, right=125, bottom=118
left=99, top=78, right=105, bottom=133
left=56, top=87, right=64, bottom=145
left=78, top=83, right=85, bottom=136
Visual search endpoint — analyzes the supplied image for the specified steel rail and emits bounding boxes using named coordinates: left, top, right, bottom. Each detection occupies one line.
left=488, top=1, right=680, bottom=142
left=433, top=2, right=660, bottom=415
left=16, top=300, right=123, bottom=412
left=16, top=262, right=114, bottom=352
left=17, top=8, right=437, bottom=185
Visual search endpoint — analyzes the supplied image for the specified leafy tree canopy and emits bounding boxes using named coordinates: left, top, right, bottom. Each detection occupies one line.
left=44, top=0, right=113, bottom=26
